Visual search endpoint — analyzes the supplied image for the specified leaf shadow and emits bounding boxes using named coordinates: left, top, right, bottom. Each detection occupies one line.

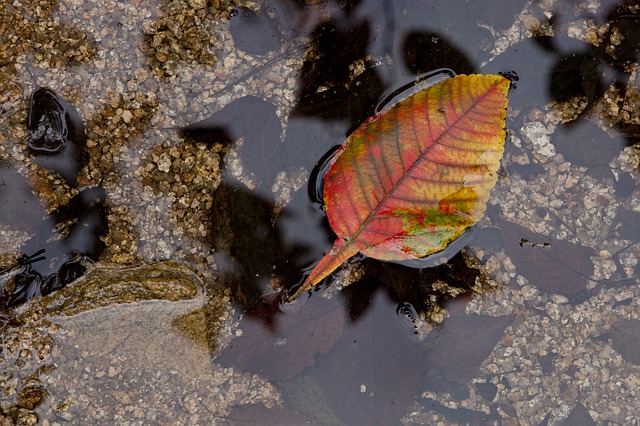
left=208, top=181, right=324, bottom=309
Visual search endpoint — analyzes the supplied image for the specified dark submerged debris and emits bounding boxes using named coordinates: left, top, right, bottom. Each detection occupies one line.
left=26, top=84, right=88, bottom=186
left=1, top=187, right=108, bottom=306
left=27, top=89, right=69, bottom=154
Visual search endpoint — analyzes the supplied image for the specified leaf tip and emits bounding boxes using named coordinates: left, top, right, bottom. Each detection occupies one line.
left=287, top=238, right=359, bottom=301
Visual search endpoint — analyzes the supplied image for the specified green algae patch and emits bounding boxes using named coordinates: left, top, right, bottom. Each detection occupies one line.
left=41, top=261, right=202, bottom=316
left=172, top=306, right=210, bottom=350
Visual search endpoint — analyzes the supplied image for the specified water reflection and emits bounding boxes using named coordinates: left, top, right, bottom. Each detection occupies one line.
left=216, top=250, right=494, bottom=424
left=218, top=278, right=423, bottom=424
left=0, top=0, right=639, bottom=424
left=0, top=161, right=107, bottom=306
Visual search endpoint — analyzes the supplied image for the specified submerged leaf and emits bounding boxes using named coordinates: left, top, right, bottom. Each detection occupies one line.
left=290, top=74, right=510, bottom=300
left=498, top=219, right=595, bottom=295
left=317, top=283, right=423, bottom=426
left=224, top=400, right=322, bottom=425
left=607, top=319, right=640, bottom=365
left=0, top=162, right=45, bottom=232
left=551, top=119, right=628, bottom=168
left=216, top=293, right=345, bottom=380
left=562, top=403, right=595, bottom=426
left=422, top=313, right=515, bottom=390
left=229, top=6, right=281, bottom=56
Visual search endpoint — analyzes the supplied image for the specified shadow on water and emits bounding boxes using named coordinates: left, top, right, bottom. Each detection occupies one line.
left=1, top=69, right=107, bottom=307
left=150, top=0, right=640, bottom=423
left=216, top=252, right=507, bottom=425
left=201, top=1, right=640, bottom=424
left=1, top=0, right=640, bottom=424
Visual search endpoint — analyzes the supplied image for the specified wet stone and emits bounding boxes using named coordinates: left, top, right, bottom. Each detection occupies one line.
left=36, top=261, right=202, bottom=317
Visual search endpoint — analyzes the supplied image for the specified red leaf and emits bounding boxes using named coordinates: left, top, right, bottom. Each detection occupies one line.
left=291, top=74, right=510, bottom=300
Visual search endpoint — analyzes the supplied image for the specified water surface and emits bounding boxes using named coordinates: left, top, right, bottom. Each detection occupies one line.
left=1, top=0, right=639, bottom=424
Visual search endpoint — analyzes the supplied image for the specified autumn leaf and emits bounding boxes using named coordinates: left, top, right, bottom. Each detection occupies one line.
left=289, top=74, right=510, bottom=300
left=498, top=219, right=595, bottom=295
left=422, top=312, right=515, bottom=391
left=317, top=282, right=423, bottom=426
left=216, top=292, right=345, bottom=380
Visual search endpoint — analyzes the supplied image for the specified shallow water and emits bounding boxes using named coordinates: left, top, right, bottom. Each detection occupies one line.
left=1, top=0, right=639, bottom=424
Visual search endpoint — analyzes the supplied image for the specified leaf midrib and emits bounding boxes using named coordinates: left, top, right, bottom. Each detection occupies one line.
left=338, top=79, right=500, bottom=254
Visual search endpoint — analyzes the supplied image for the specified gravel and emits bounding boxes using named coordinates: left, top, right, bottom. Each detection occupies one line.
left=1, top=0, right=640, bottom=424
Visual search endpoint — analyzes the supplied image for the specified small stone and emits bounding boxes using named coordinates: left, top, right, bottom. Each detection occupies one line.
left=188, top=0, right=206, bottom=9
left=108, top=366, right=120, bottom=377
left=121, top=109, right=133, bottom=124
